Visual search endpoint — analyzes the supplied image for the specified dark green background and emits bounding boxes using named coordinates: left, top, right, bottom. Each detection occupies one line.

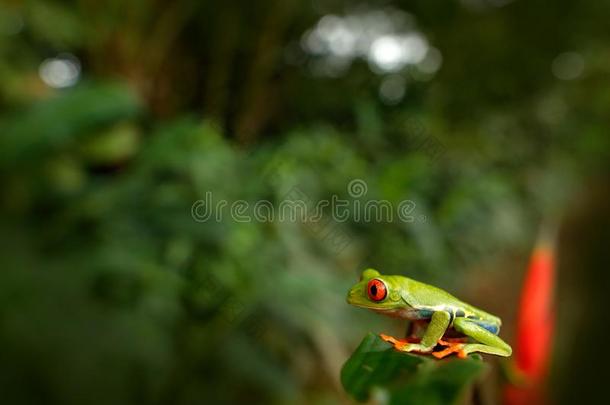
left=0, top=1, right=608, bottom=404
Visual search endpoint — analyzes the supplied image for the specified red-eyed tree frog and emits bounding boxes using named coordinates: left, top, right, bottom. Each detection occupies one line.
left=347, top=269, right=512, bottom=359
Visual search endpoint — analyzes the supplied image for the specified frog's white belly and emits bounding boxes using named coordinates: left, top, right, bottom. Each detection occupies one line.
left=375, top=307, right=431, bottom=320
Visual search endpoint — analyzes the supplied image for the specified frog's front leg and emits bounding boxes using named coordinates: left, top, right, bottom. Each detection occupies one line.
left=434, top=317, right=512, bottom=358
left=382, top=311, right=451, bottom=354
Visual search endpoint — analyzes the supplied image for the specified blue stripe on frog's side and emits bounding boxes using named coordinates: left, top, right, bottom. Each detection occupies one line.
left=409, top=308, right=500, bottom=335
left=472, top=320, right=499, bottom=335
left=416, top=309, right=434, bottom=319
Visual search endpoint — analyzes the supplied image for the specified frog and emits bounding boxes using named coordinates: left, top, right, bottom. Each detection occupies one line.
left=347, top=269, right=512, bottom=359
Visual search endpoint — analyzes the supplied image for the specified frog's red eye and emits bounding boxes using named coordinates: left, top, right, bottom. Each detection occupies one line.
left=367, top=279, right=387, bottom=302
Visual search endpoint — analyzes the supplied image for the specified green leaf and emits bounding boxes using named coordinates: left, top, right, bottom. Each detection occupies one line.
left=341, top=333, right=486, bottom=405
left=0, top=82, right=140, bottom=167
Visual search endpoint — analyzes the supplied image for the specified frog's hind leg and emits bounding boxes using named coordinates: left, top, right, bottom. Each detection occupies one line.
left=383, top=311, right=452, bottom=354
left=451, top=317, right=512, bottom=357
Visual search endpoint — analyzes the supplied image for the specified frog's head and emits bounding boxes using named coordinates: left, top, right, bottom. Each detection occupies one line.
left=347, top=268, right=407, bottom=314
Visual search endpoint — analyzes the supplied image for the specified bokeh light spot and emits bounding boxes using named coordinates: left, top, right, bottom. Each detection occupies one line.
left=300, top=9, right=437, bottom=78
left=368, top=34, right=428, bottom=73
left=379, top=75, right=406, bottom=105
left=417, top=47, right=443, bottom=75
left=369, top=36, right=406, bottom=72
left=551, top=52, right=584, bottom=81
left=39, top=55, right=81, bottom=88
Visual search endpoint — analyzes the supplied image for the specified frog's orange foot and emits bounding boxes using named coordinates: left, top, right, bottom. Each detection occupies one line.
left=380, top=333, right=407, bottom=350
left=379, top=333, right=401, bottom=345
left=433, top=340, right=467, bottom=359
left=379, top=333, right=420, bottom=351
left=379, top=334, right=421, bottom=344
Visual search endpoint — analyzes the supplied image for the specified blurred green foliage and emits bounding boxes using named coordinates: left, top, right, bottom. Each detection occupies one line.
left=0, top=0, right=609, bottom=404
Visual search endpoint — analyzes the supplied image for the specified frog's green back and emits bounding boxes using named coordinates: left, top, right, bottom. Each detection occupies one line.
left=401, top=276, right=501, bottom=326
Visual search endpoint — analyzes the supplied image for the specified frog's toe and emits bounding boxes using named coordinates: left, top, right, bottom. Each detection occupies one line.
left=380, top=333, right=422, bottom=349
left=380, top=334, right=410, bottom=351
left=432, top=342, right=466, bottom=359
left=379, top=333, right=401, bottom=345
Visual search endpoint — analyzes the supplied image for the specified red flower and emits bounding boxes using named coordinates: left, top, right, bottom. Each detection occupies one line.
left=504, top=230, right=556, bottom=405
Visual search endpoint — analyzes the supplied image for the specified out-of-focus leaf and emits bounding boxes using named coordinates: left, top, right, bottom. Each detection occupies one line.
left=0, top=82, right=140, bottom=167
left=26, top=0, right=84, bottom=47
left=341, top=333, right=486, bottom=405
left=80, top=122, right=140, bottom=165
